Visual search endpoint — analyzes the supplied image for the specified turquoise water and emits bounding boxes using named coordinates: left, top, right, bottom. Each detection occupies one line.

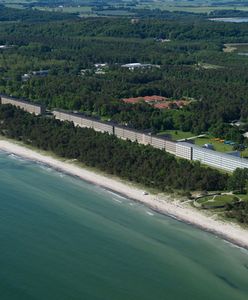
left=0, top=152, right=248, bottom=300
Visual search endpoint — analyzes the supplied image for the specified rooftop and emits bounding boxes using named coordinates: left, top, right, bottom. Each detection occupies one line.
left=121, top=63, right=159, bottom=69
left=123, top=95, right=168, bottom=104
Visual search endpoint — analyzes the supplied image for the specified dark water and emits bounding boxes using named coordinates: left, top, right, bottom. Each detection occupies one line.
left=0, top=152, right=248, bottom=300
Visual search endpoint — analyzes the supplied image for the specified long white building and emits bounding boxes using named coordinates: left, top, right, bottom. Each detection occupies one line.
left=0, top=95, right=45, bottom=115
left=1, top=97, right=248, bottom=173
left=52, top=109, right=248, bottom=172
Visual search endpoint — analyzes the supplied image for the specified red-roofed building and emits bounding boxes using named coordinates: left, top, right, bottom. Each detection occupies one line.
left=122, top=97, right=144, bottom=104
left=154, top=103, right=171, bottom=109
left=175, top=100, right=188, bottom=108
left=122, top=95, right=168, bottom=104
left=122, top=96, right=190, bottom=110
left=143, top=95, right=168, bottom=102
left=154, top=100, right=189, bottom=110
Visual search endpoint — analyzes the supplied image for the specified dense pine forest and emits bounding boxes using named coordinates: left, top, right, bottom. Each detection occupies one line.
left=0, top=104, right=228, bottom=192
left=0, top=5, right=79, bottom=22
left=1, top=7, right=248, bottom=144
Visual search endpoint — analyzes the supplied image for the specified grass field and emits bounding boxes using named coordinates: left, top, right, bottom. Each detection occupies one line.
left=136, top=0, right=248, bottom=14
left=195, top=136, right=248, bottom=157
left=197, top=194, right=239, bottom=208
left=234, top=193, right=248, bottom=202
left=157, top=130, right=195, bottom=141
left=195, top=136, right=234, bottom=152
left=138, top=5, right=247, bottom=14
left=2, top=0, right=248, bottom=15
left=34, top=6, right=92, bottom=14
left=157, top=131, right=248, bottom=157
left=197, top=196, right=213, bottom=204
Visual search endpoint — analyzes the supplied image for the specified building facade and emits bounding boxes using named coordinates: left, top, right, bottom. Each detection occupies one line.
left=0, top=95, right=44, bottom=115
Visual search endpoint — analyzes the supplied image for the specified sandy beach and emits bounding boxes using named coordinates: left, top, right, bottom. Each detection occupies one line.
left=1, top=139, right=248, bottom=250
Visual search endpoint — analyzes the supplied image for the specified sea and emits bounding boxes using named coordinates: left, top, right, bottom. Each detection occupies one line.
left=0, top=151, right=248, bottom=300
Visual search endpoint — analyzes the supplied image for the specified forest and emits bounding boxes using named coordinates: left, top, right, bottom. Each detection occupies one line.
left=0, top=10, right=248, bottom=145
left=226, top=201, right=248, bottom=224
left=0, top=5, right=78, bottom=22
left=0, top=104, right=228, bottom=192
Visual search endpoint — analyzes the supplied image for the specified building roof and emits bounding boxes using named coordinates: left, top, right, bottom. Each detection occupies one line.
left=154, top=100, right=189, bottom=110
left=122, top=97, right=143, bottom=104
left=154, top=103, right=171, bottom=109
left=143, top=95, right=168, bottom=102
left=121, top=63, right=154, bottom=69
left=123, top=95, right=168, bottom=104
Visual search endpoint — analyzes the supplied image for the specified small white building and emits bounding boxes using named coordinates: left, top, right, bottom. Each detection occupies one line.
left=230, top=120, right=245, bottom=127
left=121, top=63, right=159, bottom=71
left=94, top=63, right=107, bottom=68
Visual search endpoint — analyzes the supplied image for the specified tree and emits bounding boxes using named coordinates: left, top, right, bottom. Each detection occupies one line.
left=228, top=168, right=248, bottom=193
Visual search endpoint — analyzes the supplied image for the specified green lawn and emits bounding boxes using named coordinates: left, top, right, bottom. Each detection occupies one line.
left=137, top=1, right=248, bottom=14
left=157, top=132, right=248, bottom=156
left=214, top=194, right=237, bottom=203
left=197, top=196, right=213, bottom=204
left=34, top=6, right=93, bottom=14
left=157, top=130, right=194, bottom=141
left=241, top=149, right=248, bottom=158
left=197, top=194, right=238, bottom=208
left=195, top=136, right=248, bottom=157
left=234, top=193, right=248, bottom=202
left=195, top=136, right=234, bottom=152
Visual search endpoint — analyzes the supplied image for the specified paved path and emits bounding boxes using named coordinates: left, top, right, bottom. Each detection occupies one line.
left=177, top=134, right=206, bottom=142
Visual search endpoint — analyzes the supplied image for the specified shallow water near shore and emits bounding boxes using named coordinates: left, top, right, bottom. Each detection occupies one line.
left=0, top=152, right=248, bottom=300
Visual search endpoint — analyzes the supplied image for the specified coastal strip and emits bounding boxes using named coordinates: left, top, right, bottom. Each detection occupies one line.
left=1, top=139, right=248, bottom=250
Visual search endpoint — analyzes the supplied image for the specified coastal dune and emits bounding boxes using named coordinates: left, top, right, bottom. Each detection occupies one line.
left=1, top=139, right=248, bottom=249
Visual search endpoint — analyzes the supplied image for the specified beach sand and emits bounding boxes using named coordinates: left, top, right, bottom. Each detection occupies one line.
left=1, top=139, right=248, bottom=249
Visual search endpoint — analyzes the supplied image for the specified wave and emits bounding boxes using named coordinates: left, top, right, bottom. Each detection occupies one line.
left=106, top=190, right=127, bottom=201
left=8, top=153, right=27, bottom=163
left=223, top=240, right=248, bottom=254
left=112, top=198, right=122, bottom=203
left=146, top=211, right=154, bottom=216
left=38, top=164, right=53, bottom=172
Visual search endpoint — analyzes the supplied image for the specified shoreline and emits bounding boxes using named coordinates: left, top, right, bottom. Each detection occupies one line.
left=1, top=139, right=248, bottom=250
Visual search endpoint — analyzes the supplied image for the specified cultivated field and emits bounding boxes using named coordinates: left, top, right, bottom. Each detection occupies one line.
left=1, top=0, right=248, bottom=16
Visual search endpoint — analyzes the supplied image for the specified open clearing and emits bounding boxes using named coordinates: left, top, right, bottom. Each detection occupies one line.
left=157, top=130, right=195, bottom=141
left=197, top=194, right=239, bottom=209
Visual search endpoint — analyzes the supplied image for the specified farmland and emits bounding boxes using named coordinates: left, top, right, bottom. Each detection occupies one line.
left=1, top=0, right=248, bottom=16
